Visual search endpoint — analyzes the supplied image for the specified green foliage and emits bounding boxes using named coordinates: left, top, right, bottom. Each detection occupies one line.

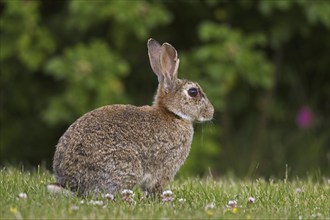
left=0, top=0, right=329, bottom=178
left=67, top=0, right=171, bottom=40
left=259, top=0, right=330, bottom=28
left=259, top=0, right=330, bottom=47
left=1, top=167, right=329, bottom=219
left=181, top=21, right=273, bottom=110
left=0, top=0, right=55, bottom=70
left=44, top=40, right=129, bottom=125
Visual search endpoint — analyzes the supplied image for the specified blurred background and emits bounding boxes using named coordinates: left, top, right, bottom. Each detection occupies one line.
left=0, top=0, right=329, bottom=178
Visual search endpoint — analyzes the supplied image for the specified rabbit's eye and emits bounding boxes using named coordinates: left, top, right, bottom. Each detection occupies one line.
left=188, top=88, right=198, bottom=97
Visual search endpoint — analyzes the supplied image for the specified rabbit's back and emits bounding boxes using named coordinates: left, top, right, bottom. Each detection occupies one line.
left=53, top=104, right=193, bottom=195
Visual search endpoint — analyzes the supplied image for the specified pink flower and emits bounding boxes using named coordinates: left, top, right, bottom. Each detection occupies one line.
left=296, top=106, right=313, bottom=129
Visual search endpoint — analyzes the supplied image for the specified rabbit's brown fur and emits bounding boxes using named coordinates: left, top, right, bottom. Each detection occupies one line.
left=53, top=39, right=214, bottom=196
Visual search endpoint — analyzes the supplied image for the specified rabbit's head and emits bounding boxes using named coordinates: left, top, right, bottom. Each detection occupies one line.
left=148, top=39, right=214, bottom=122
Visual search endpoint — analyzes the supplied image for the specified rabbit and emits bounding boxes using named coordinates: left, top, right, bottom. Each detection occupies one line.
left=52, top=38, right=214, bottom=196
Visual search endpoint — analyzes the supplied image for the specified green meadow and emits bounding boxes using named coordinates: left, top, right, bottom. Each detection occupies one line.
left=1, top=167, right=329, bottom=219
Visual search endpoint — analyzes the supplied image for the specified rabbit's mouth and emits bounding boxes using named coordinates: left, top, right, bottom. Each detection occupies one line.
left=196, top=116, right=213, bottom=123
left=196, top=105, right=214, bottom=122
left=171, top=106, right=214, bottom=123
left=196, top=117, right=209, bottom=122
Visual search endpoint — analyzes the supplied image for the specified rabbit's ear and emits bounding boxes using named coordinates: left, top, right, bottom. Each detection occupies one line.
left=147, top=38, right=163, bottom=83
left=160, top=43, right=180, bottom=92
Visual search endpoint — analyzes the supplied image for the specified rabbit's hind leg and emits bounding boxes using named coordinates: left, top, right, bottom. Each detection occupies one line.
left=100, top=148, right=143, bottom=193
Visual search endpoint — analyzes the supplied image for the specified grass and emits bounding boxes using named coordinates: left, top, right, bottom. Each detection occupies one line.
left=0, top=167, right=329, bottom=219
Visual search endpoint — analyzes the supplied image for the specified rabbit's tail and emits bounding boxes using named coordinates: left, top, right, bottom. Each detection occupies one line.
left=47, top=183, right=73, bottom=196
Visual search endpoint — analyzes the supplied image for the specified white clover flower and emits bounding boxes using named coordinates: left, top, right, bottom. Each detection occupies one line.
left=178, top=198, right=186, bottom=203
left=94, top=200, right=104, bottom=206
left=18, top=193, right=27, bottom=199
left=70, top=205, right=79, bottom=211
left=102, top=193, right=114, bottom=200
left=295, top=188, right=303, bottom=193
left=204, top=202, right=215, bottom=211
left=46, top=184, right=73, bottom=196
left=161, top=190, right=174, bottom=202
left=121, top=189, right=135, bottom=203
left=121, top=189, right=134, bottom=196
left=162, top=190, right=173, bottom=196
left=248, top=196, right=256, bottom=203
left=87, top=200, right=104, bottom=206
left=227, top=200, right=237, bottom=208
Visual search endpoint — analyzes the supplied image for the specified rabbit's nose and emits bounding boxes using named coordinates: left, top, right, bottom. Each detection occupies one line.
left=202, top=102, right=214, bottom=122
left=197, top=107, right=214, bottom=122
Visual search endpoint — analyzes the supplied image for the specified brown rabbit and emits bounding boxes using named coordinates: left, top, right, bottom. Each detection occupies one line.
left=52, top=39, right=214, bottom=196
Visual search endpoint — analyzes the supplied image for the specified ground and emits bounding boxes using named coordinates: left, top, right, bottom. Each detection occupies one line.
left=0, top=167, right=329, bottom=219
